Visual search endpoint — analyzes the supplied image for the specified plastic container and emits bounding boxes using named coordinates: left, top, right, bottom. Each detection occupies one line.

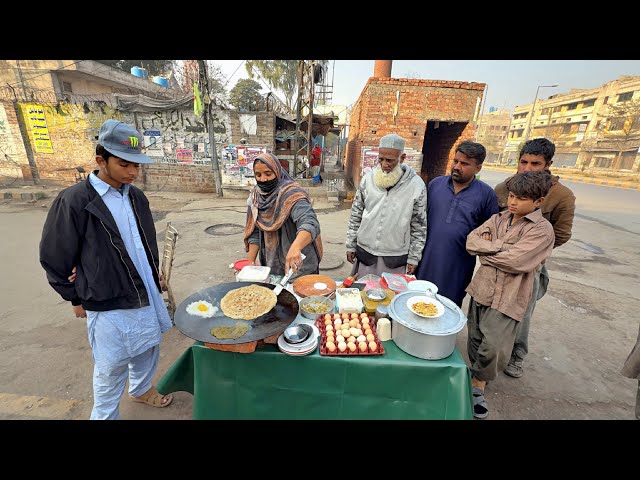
left=358, top=274, right=382, bottom=291
left=236, top=265, right=271, bottom=283
left=335, top=288, right=364, bottom=314
left=376, top=318, right=392, bottom=341
left=233, top=259, right=252, bottom=273
left=381, top=273, right=410, bottom=292
left=361, top=288, right=395, bottom=314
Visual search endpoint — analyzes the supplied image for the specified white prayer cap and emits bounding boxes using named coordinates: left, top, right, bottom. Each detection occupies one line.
left=379, top=133, right=405, bottom=151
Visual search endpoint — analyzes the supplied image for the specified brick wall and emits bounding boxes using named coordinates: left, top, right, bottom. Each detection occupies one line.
left=141, top=163, right=218, bottom=193
left=4, top=99, right=278, bottom=191
left=345, top=77, right=485, bottom=186
left=228, top=111, right=275, bottom=147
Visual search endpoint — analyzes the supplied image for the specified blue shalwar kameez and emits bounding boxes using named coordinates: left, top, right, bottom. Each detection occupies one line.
left=416, top=175, right=499, bottom=307
left=86, top=173, right=172, bottom=420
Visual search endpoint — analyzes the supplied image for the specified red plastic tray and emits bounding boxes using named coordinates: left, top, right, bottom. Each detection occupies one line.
left=380, top=274, right=416, bottom=292
left=315, top=314, right=384, bottom=356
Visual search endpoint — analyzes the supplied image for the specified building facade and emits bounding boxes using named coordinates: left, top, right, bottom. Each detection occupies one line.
left=503, top=75, right=640, bottom=171
left=476, top=109, right=511, bottom=163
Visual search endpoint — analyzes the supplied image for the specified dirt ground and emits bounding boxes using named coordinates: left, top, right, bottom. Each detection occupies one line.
left=0, top=186, right=638, bottom=420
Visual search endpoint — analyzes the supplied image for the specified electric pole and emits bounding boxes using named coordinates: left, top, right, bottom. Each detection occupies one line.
left=306, top=63, right=315, bottom=167
left=198, top=60, right=223, bottom=197
left=293, top=60, right=304, bottom=175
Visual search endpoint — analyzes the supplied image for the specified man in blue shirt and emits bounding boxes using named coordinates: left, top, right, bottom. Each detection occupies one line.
left=416, top=140, right=499, bottom=307
left=40, top=120, right=173, bottom=419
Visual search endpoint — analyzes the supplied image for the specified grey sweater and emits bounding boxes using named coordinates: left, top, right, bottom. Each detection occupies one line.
left=346, top=165, right=427, bottom=265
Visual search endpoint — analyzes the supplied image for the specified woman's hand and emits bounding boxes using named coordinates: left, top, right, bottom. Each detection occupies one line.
left=285, top=246, right=303, bottom=274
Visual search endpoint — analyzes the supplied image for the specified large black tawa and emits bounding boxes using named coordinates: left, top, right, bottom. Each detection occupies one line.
left=174, top=282, right=299, bottom=344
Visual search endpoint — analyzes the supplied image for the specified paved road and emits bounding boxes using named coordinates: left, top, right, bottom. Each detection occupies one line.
left=480, top=170, right=640, bottom=236
left=1, top=187, right=638, bottom=420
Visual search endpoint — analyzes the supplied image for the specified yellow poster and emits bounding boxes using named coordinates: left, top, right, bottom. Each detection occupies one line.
left=25, top=104, right=54, bottom=154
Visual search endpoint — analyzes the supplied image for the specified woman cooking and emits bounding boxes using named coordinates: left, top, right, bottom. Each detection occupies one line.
left=243, top=152, right=323, bottom=279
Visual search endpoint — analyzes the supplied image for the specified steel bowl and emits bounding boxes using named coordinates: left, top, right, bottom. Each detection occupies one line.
left=283, top=325, right=310, bottom=344
left=365, top=288, right=386, bottom=301
left=299, top=295, right=335, bottom=319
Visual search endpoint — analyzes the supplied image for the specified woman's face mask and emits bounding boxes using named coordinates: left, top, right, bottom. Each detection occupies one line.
left=257, top=177, right=279, bottom=194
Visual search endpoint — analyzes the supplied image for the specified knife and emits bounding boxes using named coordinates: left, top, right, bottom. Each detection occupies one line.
left=273, top=253, right=305, bottom=296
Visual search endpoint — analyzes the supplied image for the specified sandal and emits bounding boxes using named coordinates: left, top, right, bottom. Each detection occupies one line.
left=130, top=386, right=173, bottom=408
left=472, top=387, right=489, bottom=419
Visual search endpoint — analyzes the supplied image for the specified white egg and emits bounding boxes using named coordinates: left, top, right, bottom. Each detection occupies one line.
left=186, top=300, right=217, bottom=318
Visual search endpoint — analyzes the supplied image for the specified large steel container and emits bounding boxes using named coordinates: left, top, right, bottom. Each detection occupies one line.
left=388, top=291, right=467, bottom=360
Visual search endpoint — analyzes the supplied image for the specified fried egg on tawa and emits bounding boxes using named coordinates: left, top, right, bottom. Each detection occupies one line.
left=186, top=300, right=218, bottom=318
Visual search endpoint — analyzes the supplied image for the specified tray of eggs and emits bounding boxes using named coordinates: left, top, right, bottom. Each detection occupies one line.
left=315, top=312, right=385, bottom=356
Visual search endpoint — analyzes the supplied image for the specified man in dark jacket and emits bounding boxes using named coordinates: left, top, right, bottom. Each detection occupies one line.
left=494, top=138, right=576, bottom=378
left=40, top=119, right=174, bottom=419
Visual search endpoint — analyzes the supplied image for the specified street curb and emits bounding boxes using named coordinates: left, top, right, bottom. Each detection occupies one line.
left=482, top=167, right=640, bottom=191
left=559, top=176, right=640, bottom=190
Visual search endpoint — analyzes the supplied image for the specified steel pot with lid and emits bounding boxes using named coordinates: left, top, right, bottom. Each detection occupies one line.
left=387, top=291, right=467, bottom=360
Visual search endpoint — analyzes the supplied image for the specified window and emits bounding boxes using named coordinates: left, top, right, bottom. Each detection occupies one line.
left=566, top=118, right=572, bottom=122
left=603, top=96, right=609, bottom=105
left=568, top=102, right=579, bottom=110
left=562, top=125, right=572, bottom=134
left=609, top=117, right=626, bottom=130
left=620, top=154, right=636, bottom=170
left=582, top=116, right=588, bottom=120
left=582, top=99, right=595, bottom=108
left=594, top=157, right=613, bottom=168
left=62, top=81, right=73, bottom=94
left=618, top=92, right=633, bottom=102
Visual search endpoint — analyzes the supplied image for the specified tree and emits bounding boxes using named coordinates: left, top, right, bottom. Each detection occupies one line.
left=591, top=98, right=640, bottom=170
left=95, top=60, right=173, bottom=77
left=229, top=79, right=263, bottom=112
left=205, top=62, right=227, bottom=106
left=245, top=60, right=300, bottom=113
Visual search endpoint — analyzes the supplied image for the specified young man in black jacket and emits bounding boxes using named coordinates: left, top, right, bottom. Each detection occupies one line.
left=40, top=119, right=173, bottom=419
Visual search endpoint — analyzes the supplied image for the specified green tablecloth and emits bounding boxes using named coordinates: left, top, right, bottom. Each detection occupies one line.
left=158, top=340, right=473, bottom=420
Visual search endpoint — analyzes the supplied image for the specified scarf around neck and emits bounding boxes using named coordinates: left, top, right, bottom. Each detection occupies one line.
left=243, top=152, right=323, bottom=261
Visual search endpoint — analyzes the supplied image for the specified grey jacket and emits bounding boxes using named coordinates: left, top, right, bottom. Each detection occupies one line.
left=346, top=165, right=427, bottom=265
left=247, top=198, right=321, bottom=279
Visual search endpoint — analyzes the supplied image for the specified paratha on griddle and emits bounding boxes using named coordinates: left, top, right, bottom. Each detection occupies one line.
left=220, top=284, right=278, bottom=320
left=210, top=322, right=249, bottom=339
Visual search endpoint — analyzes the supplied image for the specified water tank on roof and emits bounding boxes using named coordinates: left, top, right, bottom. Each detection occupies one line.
left=130, top=66, right=149, bottom=79
left=152, top=76, right=170, bottom=88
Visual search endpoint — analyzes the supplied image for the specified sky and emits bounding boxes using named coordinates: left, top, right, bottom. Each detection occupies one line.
left=211, top=59, right=640, bottom=113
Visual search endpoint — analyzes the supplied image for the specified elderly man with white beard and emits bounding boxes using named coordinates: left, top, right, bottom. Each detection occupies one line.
left=345, top=133, right=427, bottom=277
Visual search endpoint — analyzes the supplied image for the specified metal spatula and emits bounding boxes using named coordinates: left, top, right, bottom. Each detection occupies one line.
left=273, top=253, right=305, bottom=296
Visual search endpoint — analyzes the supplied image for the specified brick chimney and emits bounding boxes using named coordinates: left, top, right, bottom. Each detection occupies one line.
left=373, top=60, right=392, bottom=78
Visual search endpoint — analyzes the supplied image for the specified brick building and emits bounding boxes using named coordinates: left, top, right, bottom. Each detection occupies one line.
left=345, top=60, right=486, bottom=186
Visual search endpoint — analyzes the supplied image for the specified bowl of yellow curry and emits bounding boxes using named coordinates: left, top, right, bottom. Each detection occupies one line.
left=406, top=296, right=445, bottom=319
